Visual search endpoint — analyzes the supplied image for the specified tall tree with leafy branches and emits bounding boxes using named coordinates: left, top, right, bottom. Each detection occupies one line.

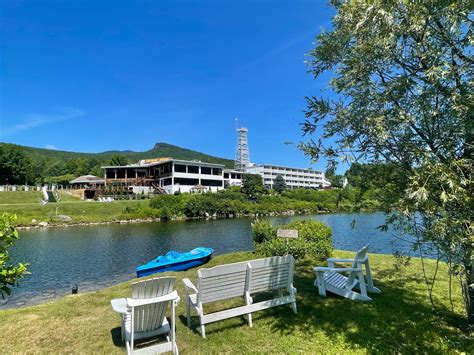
left=241, top=174, right=266, bottom=199
left=301, top=0, right=473, bottom=322
left=0, top=144, right=33, bottom=184
left=109, top=154, right=128, bottom=166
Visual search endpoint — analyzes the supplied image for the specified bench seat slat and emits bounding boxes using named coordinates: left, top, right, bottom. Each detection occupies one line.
left=325, top=272, right=348, bottom=289
left=201, top=295, right=296, bottom=325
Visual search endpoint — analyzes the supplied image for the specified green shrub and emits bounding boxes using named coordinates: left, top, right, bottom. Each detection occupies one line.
left=149, top=195, right=182, bottom=217
left=251, top=219, right=276, bottom=244
left=159, top=207, right=173, bottom=221
left=282, top=220, right=333, bottom=259
left=255, top=237, right=310, bottom=260
left=252, top=219, right=333, bottom=260
left=183, top=195, right=221, bottom=217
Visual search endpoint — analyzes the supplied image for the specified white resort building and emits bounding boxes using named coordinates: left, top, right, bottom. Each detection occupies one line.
left=245, top=164, right=331, bottom=190
left=101, top=128, right=330, bottom=194
left=102, top=158, right=329, bottom=194
left=102, top=158, right=243, bottom=194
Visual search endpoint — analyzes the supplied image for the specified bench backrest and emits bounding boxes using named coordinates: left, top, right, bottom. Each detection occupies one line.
left=197, top=255, right=295, bottom=304
left=248, top=255, right=295, bottom=294
left=197, top=261, right=248, bottom=304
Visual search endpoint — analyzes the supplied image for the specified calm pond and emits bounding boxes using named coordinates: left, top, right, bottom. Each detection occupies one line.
left=3, top=212, right=408, bottom=309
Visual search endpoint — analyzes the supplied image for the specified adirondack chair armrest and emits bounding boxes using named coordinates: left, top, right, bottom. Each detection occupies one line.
left=314, top=266, right=362, bottom=273
left=126, top=291, right=180, bottom=307
left=326, top=258, right=356, bottom=263
left=182, top=278, right=198, bottom=294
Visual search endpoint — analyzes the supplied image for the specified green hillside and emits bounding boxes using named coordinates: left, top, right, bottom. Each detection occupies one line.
left=0, top=142, right=234, bottom=184
left=20, top=142, right=234, bottom=168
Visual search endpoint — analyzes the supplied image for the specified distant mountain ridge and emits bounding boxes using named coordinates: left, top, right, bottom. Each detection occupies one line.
left=5, top=142, right=235, bottom=168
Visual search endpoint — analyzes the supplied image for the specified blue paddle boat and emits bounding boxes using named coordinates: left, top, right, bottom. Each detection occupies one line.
left=136, top=247, right=214, bottom=278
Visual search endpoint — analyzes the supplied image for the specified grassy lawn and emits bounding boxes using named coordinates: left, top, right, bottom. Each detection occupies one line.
left=0, top=190, right=80, bottom=204
left=0, top=251, right=471, bottom=353
left=0, top=191, right=145, bottom=226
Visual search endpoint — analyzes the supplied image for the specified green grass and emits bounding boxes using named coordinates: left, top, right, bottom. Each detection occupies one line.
left=0, top=191, right=80, bottom=205
left=0, top=251, right=471, bottom=353
left=0, top=191, right=145, bottom=226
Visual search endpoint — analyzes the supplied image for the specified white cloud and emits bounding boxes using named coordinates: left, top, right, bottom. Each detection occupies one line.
left=44, top=144, right=57, bottom=150
left=0, top=107, right=85, bottom=137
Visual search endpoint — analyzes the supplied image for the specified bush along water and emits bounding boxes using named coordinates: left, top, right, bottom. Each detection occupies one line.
left=252, top=219, right=333, bottom=261
left=120, top=187, right=377, bottom=222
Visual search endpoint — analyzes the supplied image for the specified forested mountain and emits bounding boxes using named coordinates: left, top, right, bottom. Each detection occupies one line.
left=0, top=142, right=234, bottom=184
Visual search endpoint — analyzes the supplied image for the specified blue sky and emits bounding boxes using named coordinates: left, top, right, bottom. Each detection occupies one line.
left=0, top=0, right=338, bottom=171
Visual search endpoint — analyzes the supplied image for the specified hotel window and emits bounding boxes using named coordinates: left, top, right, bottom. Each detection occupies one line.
left=174, top=164, right=187, bottom=173
left=163, top=178, right=172, bottom=186
left=161, top=163, right=172, bottom=175
left=224, top=173, right=229, bottom=179
left=212, top=168, right=222, bottom=176
left=188, top=165, right=199, bottom=174
left=174, top=177, right=199, bottom=186
left=201, top=179, right=223, bottom=187
left=201, top=167, right=212, bottom=175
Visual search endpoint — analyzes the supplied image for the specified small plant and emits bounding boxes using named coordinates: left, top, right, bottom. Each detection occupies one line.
left=0, top=213, right=29, bottom=298
left=251, top=219, right=276, bottom=244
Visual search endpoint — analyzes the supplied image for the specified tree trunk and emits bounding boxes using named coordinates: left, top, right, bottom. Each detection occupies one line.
left=468, top=257, right=474, bottom=324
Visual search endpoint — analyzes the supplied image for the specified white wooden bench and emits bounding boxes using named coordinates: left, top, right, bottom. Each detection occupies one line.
left=182, top=255, right=297, bottom=338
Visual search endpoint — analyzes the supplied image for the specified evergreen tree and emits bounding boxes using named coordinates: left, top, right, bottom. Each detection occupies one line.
left=273, top=174, right=287, bottom=193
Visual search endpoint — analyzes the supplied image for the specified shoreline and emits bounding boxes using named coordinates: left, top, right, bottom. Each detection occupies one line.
left=16, top=209, right=336, bottom=230
left=1, top=249, right=392, bottom=311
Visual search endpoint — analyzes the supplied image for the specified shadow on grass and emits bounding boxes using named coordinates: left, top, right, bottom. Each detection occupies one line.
left=179, top=313, right=250, bottom=337
left=259, top=258, right=470, bottom=353
left=108, top=254, right=470, bottom=353
left=110, top=327, right=123, bottom=347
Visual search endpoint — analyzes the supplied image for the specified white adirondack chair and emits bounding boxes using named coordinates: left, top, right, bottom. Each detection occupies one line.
left=125, top=290, right=180, bottom=354
left=111, top=277, right=178, bottom=354
left=313, top=245, right=381, bottom=301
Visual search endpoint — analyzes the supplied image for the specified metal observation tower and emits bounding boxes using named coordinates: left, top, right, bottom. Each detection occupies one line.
left=235, top=126, right=250, bottom=171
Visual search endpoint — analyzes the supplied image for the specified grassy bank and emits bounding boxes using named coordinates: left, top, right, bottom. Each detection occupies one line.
left=0, top=188, right=368, bottom=227
left=0, top=251, right=471, bottom=353
left=0, top=191, right=145, bottom=226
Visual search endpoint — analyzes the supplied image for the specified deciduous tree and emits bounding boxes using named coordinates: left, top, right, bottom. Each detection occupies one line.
left=0, top=144, right=33, bottom=184
left=302, top=0, right=473, bottom=322
left=241, top=174, right=266, bottom=199
left=109, top=154, right=128, bottom=166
